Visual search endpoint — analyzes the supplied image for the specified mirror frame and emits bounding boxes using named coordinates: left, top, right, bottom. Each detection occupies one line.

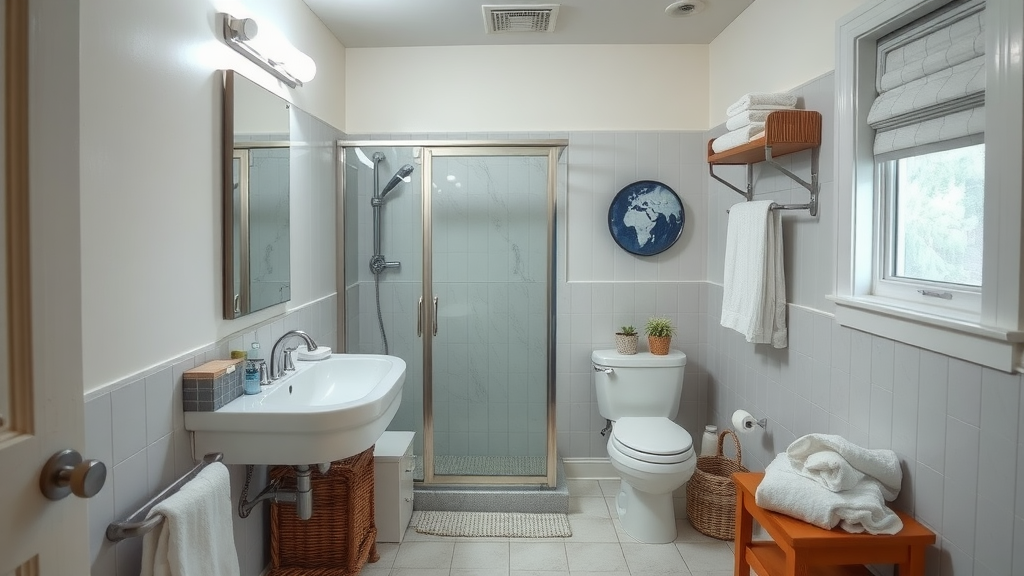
left=222, top=69, right=292, bottom=319
left=221, top=70, right=235, bottom=318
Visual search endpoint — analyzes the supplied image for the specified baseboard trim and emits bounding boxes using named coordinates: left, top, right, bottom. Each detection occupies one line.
left=561, top=457, right=616, bottom=480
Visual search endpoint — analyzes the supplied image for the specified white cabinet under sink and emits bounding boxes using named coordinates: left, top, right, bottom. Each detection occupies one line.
left=374, top=431, right=415, bottom=543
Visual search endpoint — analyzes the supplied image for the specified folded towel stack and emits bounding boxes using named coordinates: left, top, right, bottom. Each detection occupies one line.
left=754, top=434, right=905, bottom=535
left=711, top=92, right=798, bottom=154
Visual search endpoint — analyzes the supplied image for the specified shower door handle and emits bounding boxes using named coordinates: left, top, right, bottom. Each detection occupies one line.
left=417, top=297, right=423, bottom=337
left=432, top=296, right=439, bottom=336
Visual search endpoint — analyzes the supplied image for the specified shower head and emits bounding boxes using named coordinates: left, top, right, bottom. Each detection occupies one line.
left=379, top=164, right=415, bottom=199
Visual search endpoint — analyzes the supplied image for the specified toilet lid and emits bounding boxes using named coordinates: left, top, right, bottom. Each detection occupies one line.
left=612, top=417, right=693, bottom=464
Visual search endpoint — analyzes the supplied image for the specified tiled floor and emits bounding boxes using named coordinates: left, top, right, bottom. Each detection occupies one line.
left=357, top=479, right=736, bottom=576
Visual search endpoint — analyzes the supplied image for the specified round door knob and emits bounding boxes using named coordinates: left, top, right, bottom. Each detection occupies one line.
left=40, top=449, right=107, bottom=501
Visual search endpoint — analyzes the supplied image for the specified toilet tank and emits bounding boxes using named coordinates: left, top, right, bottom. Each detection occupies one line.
left=592, top=349, right=686, bottom=421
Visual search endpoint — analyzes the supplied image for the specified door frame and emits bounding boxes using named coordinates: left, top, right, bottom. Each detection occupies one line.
left=420, top=144, right=561, bottom=487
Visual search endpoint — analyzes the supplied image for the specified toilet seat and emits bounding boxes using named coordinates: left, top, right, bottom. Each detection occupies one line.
left=611, top=417, right=693, bottom=465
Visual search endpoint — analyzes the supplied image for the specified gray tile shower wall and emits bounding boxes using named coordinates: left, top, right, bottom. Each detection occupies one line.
left=703, top=72, right=1024, bottom=576
left=84, top=295, right=338, bottom=576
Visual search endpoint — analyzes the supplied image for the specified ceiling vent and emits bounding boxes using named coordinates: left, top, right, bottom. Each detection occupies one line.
left=483, top=4, right=560, bottom=34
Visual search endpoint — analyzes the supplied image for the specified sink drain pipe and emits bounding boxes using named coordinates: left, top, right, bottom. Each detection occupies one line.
left=238, top=464, right=319, bottom=520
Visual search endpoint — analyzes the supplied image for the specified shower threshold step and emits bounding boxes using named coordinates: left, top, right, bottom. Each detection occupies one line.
left=412, top=458, right=569, bottom=514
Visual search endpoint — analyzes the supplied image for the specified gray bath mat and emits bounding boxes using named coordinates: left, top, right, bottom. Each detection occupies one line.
left=414, top=510, right=572, bottom=538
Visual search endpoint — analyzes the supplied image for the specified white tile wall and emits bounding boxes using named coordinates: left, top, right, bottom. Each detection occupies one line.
left=85, top=295, right=338, bottom=576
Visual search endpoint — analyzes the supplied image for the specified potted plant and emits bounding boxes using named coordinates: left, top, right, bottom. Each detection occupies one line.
left=615, top=325, right=638, bottom=355
left=645, top=317, right=676, bottom=355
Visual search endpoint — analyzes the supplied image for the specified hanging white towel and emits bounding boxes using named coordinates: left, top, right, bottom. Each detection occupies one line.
left=756, top=454, right=904, bottom=535
left=720, top=201, right=787, bottom=348
left=725, top=109, right=777, bottom=131
left=141, top=462, right=240, bottom=576
left=710, top=123, right=766, bottom=153
left=787, top=433, right=902, bottom=501
left=726, top=92, right=799, bottom=117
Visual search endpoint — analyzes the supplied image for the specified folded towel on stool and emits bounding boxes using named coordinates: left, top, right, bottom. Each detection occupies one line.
left=798, top=450, right=866, bottom=493
left=787, top=433, right=902, bottom=500
left=756, top=454, right=904, bottom=535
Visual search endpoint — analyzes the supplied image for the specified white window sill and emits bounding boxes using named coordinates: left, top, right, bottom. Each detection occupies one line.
left=829, top=295, right=1023, bottom=373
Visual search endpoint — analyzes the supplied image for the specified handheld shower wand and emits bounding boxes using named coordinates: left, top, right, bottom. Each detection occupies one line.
left=378, top=164, right=415, bottom=202
left=369, top=153, right=415, bottom=355
left=370, top=156, right=415, bottom=275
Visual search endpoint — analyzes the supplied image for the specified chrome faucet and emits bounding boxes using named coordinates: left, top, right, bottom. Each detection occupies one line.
left=270, top=330, right=318, bottom=380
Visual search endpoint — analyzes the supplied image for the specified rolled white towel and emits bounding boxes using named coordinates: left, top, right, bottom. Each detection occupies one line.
left=756, top=454, right=904, bottom=535
left=798, top=450, right=866, bottom=493
left=787, top=434, right=902, bottom=501
left=727, top=92, right=798, bottom=117
left=711, top=123, right=766, bottom=154
left=726, top=109, right=777, bottom=131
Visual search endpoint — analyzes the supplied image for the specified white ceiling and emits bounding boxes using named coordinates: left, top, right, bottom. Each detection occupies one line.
left=301, top=0, right=755, bottom=48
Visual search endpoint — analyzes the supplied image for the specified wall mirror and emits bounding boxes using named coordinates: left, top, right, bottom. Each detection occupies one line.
left=222, top=70, right=292, bottom=319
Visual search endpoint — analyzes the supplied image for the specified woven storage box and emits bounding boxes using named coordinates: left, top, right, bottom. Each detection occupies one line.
left=685, top=429, right=748, bottom=540
left=269, top=447, right=380, bottom=576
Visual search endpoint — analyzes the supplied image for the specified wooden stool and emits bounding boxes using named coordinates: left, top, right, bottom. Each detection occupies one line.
left=732, top=472, right=935, bottom=576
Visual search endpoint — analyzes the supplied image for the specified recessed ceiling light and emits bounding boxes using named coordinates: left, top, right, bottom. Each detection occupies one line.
left=665, top=0, right=706, bottom=18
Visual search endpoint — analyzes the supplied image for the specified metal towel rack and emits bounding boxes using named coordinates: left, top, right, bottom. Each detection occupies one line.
left=708, top=110, right=822, bottom=216
left=105, top=452, right=224, bottom=542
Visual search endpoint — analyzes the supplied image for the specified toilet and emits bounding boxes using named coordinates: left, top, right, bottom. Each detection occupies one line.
left=592, top=349, right=695, bottom=544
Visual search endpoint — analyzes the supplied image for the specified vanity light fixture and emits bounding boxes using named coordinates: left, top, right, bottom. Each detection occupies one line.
left=221, top=13, right=316, bottom=88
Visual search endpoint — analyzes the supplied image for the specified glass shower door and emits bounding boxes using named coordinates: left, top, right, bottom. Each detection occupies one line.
left=422, top=147, right=556, bottom=484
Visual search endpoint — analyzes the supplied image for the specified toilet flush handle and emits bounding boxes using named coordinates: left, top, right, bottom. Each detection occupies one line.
left=593, top=364, right=613, bottom=374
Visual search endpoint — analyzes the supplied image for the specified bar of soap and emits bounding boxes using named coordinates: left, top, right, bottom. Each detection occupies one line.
left=295, top=346, right=331, bottom=361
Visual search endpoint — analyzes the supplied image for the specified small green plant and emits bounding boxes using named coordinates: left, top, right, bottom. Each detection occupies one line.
left=644, top=317, right=676, bottom=338
left=618, top=325, right=637, bottom=336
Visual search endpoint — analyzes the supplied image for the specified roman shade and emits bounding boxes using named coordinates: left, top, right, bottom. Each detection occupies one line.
left=867, top=0, right=985, bottom=160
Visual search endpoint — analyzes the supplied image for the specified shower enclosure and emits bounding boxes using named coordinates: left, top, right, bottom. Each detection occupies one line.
left=340, top=140, right=565, bottom=487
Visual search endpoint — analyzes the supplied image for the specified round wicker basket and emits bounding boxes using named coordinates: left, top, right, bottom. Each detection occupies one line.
left=685, top=429, right=748, bottom=540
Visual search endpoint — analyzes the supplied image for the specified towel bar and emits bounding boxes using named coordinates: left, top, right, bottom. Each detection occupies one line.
left=105, top=452, right=224, bottom=542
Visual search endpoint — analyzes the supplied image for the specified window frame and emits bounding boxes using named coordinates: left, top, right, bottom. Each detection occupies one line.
left=834, top=0, right=1024, bottom=373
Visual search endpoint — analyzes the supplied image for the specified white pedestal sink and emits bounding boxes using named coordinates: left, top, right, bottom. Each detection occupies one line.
left=184, top=354, right=406, bottom=465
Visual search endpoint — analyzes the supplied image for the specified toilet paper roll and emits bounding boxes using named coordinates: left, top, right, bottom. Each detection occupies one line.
left=732, top=409, right=757, bottom=433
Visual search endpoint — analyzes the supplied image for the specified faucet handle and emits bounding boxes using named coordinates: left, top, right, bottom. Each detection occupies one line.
left=283, top=347, right=296, bottom=372
left=255, top=359, right=269, bottom=385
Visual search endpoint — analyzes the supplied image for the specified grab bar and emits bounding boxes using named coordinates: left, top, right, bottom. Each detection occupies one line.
left=105, top=452, right=223, bottom=542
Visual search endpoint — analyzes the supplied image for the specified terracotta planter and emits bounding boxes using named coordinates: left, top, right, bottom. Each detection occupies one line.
left=648, top=335, right=671, bottom=355
left=615, top=333, right=638, bottom=355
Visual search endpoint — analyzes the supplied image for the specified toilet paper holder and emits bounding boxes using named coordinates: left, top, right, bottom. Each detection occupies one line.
left=732, top=409, right=768, bottom=432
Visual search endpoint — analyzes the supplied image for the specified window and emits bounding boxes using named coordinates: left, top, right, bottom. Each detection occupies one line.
left=835, top=0, right=1024, bottom=372
left=875, top=144, right=985, bottom=315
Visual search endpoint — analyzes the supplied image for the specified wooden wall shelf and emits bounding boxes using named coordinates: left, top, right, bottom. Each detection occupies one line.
left=707, top=110, right=822, bottom=215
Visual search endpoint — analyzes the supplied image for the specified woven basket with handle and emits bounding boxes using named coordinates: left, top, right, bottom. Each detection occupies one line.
left=685, top=429, right=748, bottom=540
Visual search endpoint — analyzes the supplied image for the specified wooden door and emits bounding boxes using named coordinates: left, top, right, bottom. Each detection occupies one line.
left=0, top=1, right=91, bottom=573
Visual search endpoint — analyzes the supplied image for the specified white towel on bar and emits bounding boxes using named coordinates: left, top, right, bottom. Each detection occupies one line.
left=141, top=462, right=240, bottom=576
left=725, top=109, right=777, bottom=131
left=710, top=123, right=766, bottom=153
left=787, top=433, right=902, bottom=501
left=756, top=453, right=904, bottom=535
left=726, top=92, right=798, bottom=116
left=720, top=201, right=788, bottom=348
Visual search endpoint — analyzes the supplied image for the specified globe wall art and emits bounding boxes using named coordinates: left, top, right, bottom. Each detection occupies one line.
left=607, top=180, right=685, bottom=256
